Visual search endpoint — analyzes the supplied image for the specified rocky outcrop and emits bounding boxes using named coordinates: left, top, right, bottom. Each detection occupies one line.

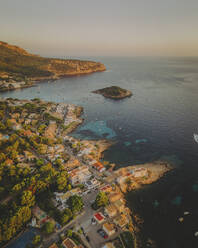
left=93, top=86, right=132, bottom=100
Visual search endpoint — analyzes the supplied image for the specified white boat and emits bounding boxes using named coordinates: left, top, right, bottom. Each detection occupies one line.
left=193, top=134, right=198, bottom=143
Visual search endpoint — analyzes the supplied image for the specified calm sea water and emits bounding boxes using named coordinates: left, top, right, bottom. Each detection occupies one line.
left=1, top=57, right=198, bottom=248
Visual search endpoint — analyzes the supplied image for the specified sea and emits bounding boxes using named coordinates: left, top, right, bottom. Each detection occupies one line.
left=1, top=57, right=198, bottom=248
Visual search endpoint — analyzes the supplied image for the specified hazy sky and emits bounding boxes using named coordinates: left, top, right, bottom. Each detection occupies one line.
left=1, top=0, right=198, bottom=57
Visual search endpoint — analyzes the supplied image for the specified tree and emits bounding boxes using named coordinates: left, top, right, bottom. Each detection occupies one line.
left=36, top=158, right=44, bottom=167
left=56, top=171, right=68, bottom=191
left=43, top=221, right=55, bottom=234
left=66, top=229, right=73, bottom=238
left=21, top=190, right=35, bottom=207
left=61, top=208, right=72, bottom=225
left=32, top=235, right=41, bottom=246
left=95, top=192, right=108, bottom=208
left=68, top=195, right=83, bottom=213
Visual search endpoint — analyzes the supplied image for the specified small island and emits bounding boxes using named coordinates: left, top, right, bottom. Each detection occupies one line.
left=93, top=86, right=132, bottom=99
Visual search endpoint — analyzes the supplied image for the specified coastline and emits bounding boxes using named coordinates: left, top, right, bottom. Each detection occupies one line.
left=0, top=68, right=106, bottom=93
left=0, top=98, right=173, bottom=248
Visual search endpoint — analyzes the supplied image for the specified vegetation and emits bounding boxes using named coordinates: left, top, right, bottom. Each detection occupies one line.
left=93, top=86, right=132, bottom=99
left=0, top=41, right=105, bottom=85
left=0, top=99, right=74, bottom=244
left=67, top=195, right=84, bottom=214
left=120, top=231, right=134, bottom=248
left=43, top=221, right=55, bottom=234
left=94, top=191, right=108, bottom=208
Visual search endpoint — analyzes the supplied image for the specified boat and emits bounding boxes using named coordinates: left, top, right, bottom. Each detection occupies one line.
left=193, top=134, right=198, bottom=143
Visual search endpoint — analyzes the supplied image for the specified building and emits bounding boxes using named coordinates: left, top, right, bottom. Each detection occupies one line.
left=55, top=191, right=71, bottom=205
left=94, top=212, right=105, bottom=224
left=105, top=204, right=118, bottom=218
left=113, top=214, right=128, bottom=228
left=100, top=184, right=112, bottom=193
left=48, top=243, right=58, bottom=248
left=102, top=243, right=115, bottom=248
left=92, top=161, right=106, bottom=173
left=69, top=166, right=91, bottom=185
left=62, top=238, right=78, bottom=248
left=103, top=222, right=116, bottom=236
left=113, top=199, right=125, bottom=213
left=84, top=178, right=100, bottom=190
left=54, top=188, right=81, bottom=205
left=32, top=206, right=48, bottom=227
left=23, top=151, right=36, bottom=161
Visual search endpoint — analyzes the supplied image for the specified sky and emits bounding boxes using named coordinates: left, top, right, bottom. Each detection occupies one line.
left=0, top=0, right=198, bottom=57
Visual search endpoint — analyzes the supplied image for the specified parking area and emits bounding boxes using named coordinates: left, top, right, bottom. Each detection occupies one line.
left=72, top=190, right=120, bottom=248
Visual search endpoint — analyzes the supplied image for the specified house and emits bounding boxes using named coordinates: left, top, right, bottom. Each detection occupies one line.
left=103, top=222, right=116, bottom=236
left=84, top=178, right=100, bottom=190
left=105, top=204, right=118, bottom=218
left=17, top=163, right=30, bottom=168
left=12, top=123, right=21, bottom=130
left=69, top=166, right=91, bottom=185
left=102, top=243, right=115, bottom=248
left=113, top=199, right=125, bottom=213
left=55, top=191, right=72, bottom=205
left=62, top=238, right=78, bottom=248
left=92, top=161, right=105, bottom=172
left=113, top=214, right=128, bottom=228
left=48, top=243, right=58, bottom=248
left=22, top=129, right=33, bottom=137
left=55, top=188, right=81, bottom=205
left=16, top=154, right=26, bottom=163
left=94, top=212, right=105, bottom=224
left=100, top=184, right=112, bottom=193
left=5, top=159, right=13, bottom=166
left=32, top=206, right=48, bottom=227
left=24, top=151, right=36, bottom=161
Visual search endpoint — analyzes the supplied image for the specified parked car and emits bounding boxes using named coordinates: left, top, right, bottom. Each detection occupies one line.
left=103, top=212, right=108, bottom=218
left=86, top=235, right=90, bottom=242
left=97, top=229, right=108, bottom=239
left=91, top=217, right=96, bottom=225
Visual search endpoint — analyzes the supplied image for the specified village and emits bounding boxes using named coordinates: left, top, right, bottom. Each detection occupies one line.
left=0, top=99, right=172, bottom=248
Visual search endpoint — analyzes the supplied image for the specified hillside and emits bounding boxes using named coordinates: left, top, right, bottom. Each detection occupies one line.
left=0, top=41, right=106, bottom=91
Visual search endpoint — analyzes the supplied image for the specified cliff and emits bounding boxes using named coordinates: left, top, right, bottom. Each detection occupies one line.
left=0, top=41, right=106, bottom=91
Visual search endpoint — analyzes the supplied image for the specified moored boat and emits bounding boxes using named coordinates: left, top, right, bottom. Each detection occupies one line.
left=193, top=133, right=198, bottom=143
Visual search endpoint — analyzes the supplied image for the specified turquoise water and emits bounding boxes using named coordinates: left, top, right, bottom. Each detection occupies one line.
left=75, top=120, right=116, bottom=139
left=1, top=57, right=198, bottom=247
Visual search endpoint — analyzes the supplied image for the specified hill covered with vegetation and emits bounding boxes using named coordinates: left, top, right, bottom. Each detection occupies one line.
left=0, top=41, right=106, bottom=91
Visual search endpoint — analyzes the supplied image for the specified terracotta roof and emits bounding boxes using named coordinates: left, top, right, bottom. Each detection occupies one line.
left=48, top=243, right=58, bottom=248
left=62, top=238, right=77, bottom=248
left=103, top=222, right=115, bottom=232
left=94, top=212, right=104, bottom=221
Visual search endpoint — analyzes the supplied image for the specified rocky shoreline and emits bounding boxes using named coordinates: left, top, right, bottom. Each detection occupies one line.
left=0, top=98, right=173, bottom=248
